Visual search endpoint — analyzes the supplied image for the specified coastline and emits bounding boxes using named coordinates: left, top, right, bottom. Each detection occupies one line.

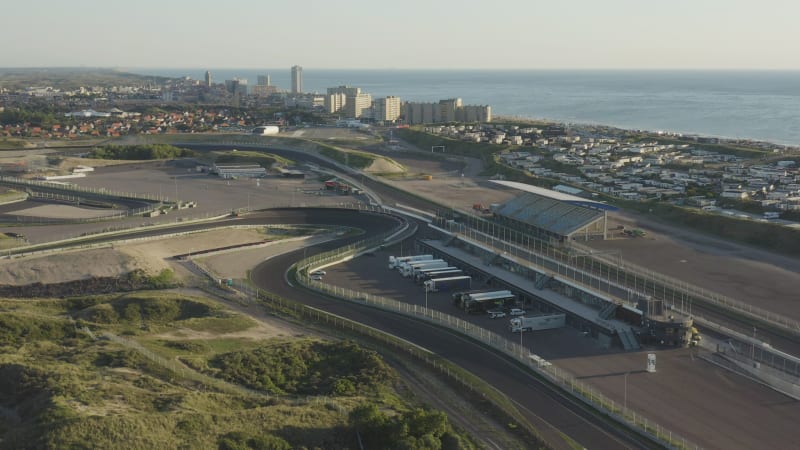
left=492, top=115, right=800, bottom=151
left=135, top=68, right=800, bottom=148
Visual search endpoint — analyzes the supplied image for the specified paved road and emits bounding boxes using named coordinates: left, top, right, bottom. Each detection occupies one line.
left=246, top=209, right=656, bottom=450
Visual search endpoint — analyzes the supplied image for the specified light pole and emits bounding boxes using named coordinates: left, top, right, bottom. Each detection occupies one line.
left=425, top=287, right=428, bottom=310
left=624, top=371, right=630, bottom=412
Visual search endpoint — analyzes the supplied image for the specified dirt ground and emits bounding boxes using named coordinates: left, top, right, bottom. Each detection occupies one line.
left=590, top=211, right=800, bottom=321
left=0, top=228, right=267, bottom=286
left=371, top=146, right=800, bottom=322
left=194, top=234, right=336, bottom=281
left=556, top=348, right=800, bottom=449
left=12, top=204, right=123, bottom=219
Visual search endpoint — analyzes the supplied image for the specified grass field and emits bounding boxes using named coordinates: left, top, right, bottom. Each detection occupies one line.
left=0, top=291, right=477, bottom=449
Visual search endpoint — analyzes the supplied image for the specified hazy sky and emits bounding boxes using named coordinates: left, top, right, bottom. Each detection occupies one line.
left=2, top=0, right=799, bottom=69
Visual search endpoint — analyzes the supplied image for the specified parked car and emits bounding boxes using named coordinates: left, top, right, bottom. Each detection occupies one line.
left=488, top=309, right=506, bottom=319
left=509, top=308, right=526, bottom=316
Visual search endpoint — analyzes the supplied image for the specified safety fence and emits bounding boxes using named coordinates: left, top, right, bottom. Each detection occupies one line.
left=0, top=175, right=164, bottom=202
left=440, top=214, right=800, bottom=389
left=447, top=211, right=800, bottom=335
left=292, top=232, right=702, bottom=449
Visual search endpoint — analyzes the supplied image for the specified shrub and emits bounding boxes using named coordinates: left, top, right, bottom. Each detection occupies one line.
left=210, top=340, right=393, bottom=396
left=88, top=144, right=195, bottom=160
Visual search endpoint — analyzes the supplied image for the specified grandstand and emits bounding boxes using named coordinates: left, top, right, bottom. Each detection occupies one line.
left=490, top=181, right=615, bottom=243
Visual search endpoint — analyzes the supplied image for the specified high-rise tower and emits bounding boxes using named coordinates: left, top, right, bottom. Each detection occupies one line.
left=291, top=65, right=303, bottom=93
left=204, top=70, right=212, bottom=87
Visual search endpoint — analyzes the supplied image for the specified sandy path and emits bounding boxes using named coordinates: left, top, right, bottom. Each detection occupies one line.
left=0, top=228, right=267, bottom=286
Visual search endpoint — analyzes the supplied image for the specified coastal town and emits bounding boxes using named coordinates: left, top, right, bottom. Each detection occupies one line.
left=1, top=67, right=799, bottom=223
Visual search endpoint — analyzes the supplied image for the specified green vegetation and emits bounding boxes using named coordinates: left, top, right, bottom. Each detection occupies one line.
left=318, top=145, right=376, bottom=169
left=398, top=128, right=500, bottom=166
left=208, top=340, right=393, bottom=396
left=349, top=403, right=472, bottom=450
left=617, top=199, right=800, bottom=255
left=214, top=150, right=294, bottom=167
left=0, top=292, right=475, bottom=449
left=88, top=144, right=195, bottom=160
left=0, top=68, right=172, bottom=91
left=0, top=108, right=59, bottom=127
left=0, top=138, right=28, bottom=149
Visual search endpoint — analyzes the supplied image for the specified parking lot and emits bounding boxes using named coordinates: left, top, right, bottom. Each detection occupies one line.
left=1, top=160, right=366, bottom=244
left=322, top=243, right=618, bottom=360
left=321, top=242, right=800, bottom=449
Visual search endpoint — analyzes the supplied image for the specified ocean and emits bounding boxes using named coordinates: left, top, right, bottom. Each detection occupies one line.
left=138, top=69, right=800, bottom=146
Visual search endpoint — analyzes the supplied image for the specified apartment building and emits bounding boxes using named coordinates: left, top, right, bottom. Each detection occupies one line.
left=373, top=96, right=401, bottom=122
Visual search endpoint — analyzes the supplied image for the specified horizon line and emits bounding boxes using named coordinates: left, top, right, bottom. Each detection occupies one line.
left=3, top=66, right=800, bottom=72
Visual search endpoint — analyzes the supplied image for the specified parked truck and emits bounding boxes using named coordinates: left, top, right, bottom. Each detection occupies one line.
left=424, top=275, right=472, bottom=292
left=388, top=254, right=433, bottom=270
left=411, top=263, right=454, bottom=278
left=414, top=266, right=459, bottom=282
left=459, top=290, right=515, bottom=313
left=416, top=268, right=462, bottom=284
left=509, top=313, right=566, bottom=333
left=398, top=259, right=444, bottom=273
left=401, top=260, right=447, bottom=277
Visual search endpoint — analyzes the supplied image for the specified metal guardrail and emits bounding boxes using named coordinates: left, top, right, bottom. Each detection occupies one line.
left=444, top=213, right=800, bottom=387
left=451, top=211, right=800, bottom=335
left=292, top=230, right=701, bottom=450
left=0, top=175, right=165, bottom=202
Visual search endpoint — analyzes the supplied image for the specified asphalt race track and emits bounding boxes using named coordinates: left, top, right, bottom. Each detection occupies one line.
left=11, top=197, right=657, bottom=446
left=247, top=208, right=653, bottom=450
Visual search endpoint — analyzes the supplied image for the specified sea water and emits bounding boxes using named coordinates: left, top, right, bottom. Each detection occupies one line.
left=140, top=68, right=800, bottom=146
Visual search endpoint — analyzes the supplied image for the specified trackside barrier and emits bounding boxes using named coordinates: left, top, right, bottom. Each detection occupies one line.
left=0, top=175, right=165, bottom=202
left=447, top=211, right=800, bottom=335
left=440, top=213, right=800, bottom=382
left=291, top=233, right=702, bottom=450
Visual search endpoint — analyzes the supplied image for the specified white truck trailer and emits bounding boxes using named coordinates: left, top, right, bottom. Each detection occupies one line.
left=416, top=268, right=462, bottom=283
left=398, top=259, right=444, bottom=274
left=388, top=254, right=433, bottom=270
left=411, top=263, right=454, bottom=278
left=460, top=290, right=515, bottom=313
left=401, top=260, right=447, bottom=277
left=414, top=266, right=458, bottom=281
left=509, top=313, right=566, bottom=333
left=424, top=275, right=472, bottom=293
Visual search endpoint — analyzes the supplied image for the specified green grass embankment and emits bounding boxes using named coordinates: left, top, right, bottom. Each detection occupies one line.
left=213, top=149, right=294, bottom=167
left=318, top=145, right=375, bottom=169
left=88, top=143, right=195, bottom=160
left=0, top=291, right=476, bottom=450
left=616, top=199, right=800, bottom=256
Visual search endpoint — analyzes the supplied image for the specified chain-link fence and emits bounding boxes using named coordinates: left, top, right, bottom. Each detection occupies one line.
left=445, top=211, right=800, bottom=336
left=291, top=232, right=702, bottom=450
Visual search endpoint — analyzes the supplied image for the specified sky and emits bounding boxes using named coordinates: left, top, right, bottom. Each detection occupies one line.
left=2, top=0, right=799, bottom=70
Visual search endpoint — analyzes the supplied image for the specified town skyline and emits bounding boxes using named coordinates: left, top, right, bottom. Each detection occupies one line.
left=2, top=0, right=799, bottom=70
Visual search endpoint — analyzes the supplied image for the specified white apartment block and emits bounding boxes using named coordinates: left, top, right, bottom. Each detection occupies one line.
left=346, top=93, right=372, bottom=119
left=373, top=96, right=401, bottom=122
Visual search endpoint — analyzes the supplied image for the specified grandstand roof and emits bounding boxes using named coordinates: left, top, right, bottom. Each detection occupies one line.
left=493, top=193, right=605, bottom=236
left=490, top=180, right=618, bottom=211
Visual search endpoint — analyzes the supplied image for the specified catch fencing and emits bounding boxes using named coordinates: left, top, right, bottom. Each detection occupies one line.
left=291, top=230, right=701, bottom=450
left=447, top=211, right=800, bottom=334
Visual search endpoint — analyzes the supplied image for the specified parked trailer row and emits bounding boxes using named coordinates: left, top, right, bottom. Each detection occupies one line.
left=388, top=254, right=433, bottom=270
left=414, top=265, right=457, bottom=277
left=401, top=259, right=448, bottom=277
